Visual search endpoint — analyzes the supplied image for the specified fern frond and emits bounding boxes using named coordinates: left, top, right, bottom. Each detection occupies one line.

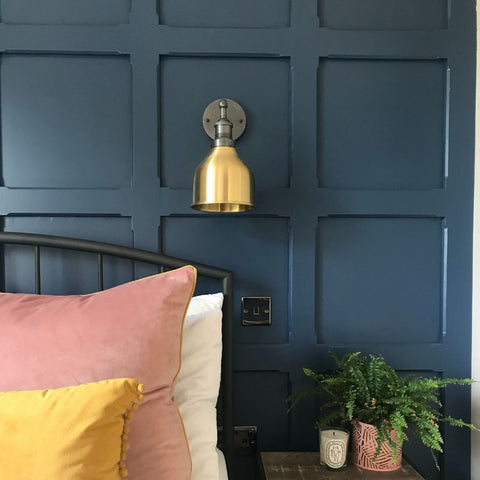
left=442, top=416, right=480, bottom=431
left=366, top=355, right=383, bottom=398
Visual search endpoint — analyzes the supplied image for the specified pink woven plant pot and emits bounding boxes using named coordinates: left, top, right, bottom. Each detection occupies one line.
left=351, top=420, right=402, bottom=472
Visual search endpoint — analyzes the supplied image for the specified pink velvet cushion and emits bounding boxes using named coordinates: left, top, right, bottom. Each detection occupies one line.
left=0, top=266, right=196, bottom=480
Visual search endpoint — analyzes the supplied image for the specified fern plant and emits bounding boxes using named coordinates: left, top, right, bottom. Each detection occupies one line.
left=288, top=351, right=477, bottom=468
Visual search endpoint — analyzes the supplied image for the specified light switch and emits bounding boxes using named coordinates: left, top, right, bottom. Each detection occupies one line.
left=241, top=296, right=271, bottom=326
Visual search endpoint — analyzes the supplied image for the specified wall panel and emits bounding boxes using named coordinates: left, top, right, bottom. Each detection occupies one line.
left=2, top=216, right=133, bottom=294
left=160, top=56, right=291, bottom=189
left=235, top=371, right=290, bottom=450
left=161, top=216, right=290, bottom=344
left=316, top=216, right=444, bottom=344
left=318, top=0, right=447, bottom=30
left=0, top=0, right=131, bottom=25
left=159, top=0, right=291, bottom=28
left=317, top=59, right=446, bottom=190
left=1, top=54, right=132, bottom=188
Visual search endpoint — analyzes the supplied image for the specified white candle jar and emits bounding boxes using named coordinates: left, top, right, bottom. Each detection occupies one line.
left=319, top=427, right=349, bottom=469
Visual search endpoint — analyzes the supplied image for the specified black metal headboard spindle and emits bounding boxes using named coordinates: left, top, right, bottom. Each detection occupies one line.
left=34, top=245, right=41, bottom=294
left=97, top=253, right=104, bottom=291
left=0, top=231, right=234, bottom=475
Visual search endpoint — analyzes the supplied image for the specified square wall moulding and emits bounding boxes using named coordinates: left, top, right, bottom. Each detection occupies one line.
left=158, top=0, right=291, bottom=28
left=2, top=216, right=134, bottom=294
left=234, top=371, right=290, bottom=451
left=1, top=54, right=133, bottom=188
left=315, top=216, right=445, bottom=345
left=160, top=216, right=291, bottom=345
left=159, top=56, right=291, bottom=189
left=317, top=58, right=447, bottom=190
left=0, top=0, right=131, bottom=25
left=317, top=0, right=447, bottom=30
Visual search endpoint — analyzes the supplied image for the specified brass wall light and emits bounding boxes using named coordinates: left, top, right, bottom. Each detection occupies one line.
left=191, top=98, right=255, bottom=212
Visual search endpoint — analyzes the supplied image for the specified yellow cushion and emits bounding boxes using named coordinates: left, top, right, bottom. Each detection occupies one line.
left=0, top=378, right=143, bottom=480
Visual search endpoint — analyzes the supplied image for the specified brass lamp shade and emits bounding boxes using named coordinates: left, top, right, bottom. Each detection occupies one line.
left=192, top=146, right=255, bottom=212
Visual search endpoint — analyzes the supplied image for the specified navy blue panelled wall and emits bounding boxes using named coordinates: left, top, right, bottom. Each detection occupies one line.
left=0, top=1, right=476, bottom=478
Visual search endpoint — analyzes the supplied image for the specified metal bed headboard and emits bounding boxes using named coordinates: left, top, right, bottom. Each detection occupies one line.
left=0, top=231, right=234, bottom=474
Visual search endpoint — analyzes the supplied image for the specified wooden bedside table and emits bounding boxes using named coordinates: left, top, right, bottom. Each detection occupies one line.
left=259, top=452, right=424, bottom=480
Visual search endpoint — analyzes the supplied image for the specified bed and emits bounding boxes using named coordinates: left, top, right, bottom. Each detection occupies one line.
left=0, top=231, right=234, bottom=480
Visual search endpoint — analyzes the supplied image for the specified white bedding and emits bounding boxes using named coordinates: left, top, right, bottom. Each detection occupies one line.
left=176, top=293, right=228, bottom=480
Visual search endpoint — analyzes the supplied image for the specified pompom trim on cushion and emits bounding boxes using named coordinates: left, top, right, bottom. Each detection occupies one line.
left=119, top=383, right=145, bottom=479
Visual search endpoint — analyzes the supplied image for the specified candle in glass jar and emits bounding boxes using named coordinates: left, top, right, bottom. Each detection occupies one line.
left=319, top=428, right=349, bottom=469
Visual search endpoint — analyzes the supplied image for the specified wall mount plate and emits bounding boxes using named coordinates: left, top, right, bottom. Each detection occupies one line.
left=202, top=98, right=246, bottom=140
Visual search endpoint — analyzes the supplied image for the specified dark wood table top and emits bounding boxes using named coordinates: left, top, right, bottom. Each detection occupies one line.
left=260, top=452, right=424, bottom=480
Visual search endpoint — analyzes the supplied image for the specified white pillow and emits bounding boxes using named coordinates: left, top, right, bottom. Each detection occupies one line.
left=185, top=292, right=224, bottom=318
left=175, top=293, right=226, bottom=480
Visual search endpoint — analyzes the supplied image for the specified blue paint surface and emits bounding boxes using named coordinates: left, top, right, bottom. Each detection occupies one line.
left=0, top=1, right=476, bottom=478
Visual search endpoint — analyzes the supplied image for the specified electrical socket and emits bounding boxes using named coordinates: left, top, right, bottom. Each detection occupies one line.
left=234, top=425, right=257, bottom=453
left=217, top=425, right=258, bottom=454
